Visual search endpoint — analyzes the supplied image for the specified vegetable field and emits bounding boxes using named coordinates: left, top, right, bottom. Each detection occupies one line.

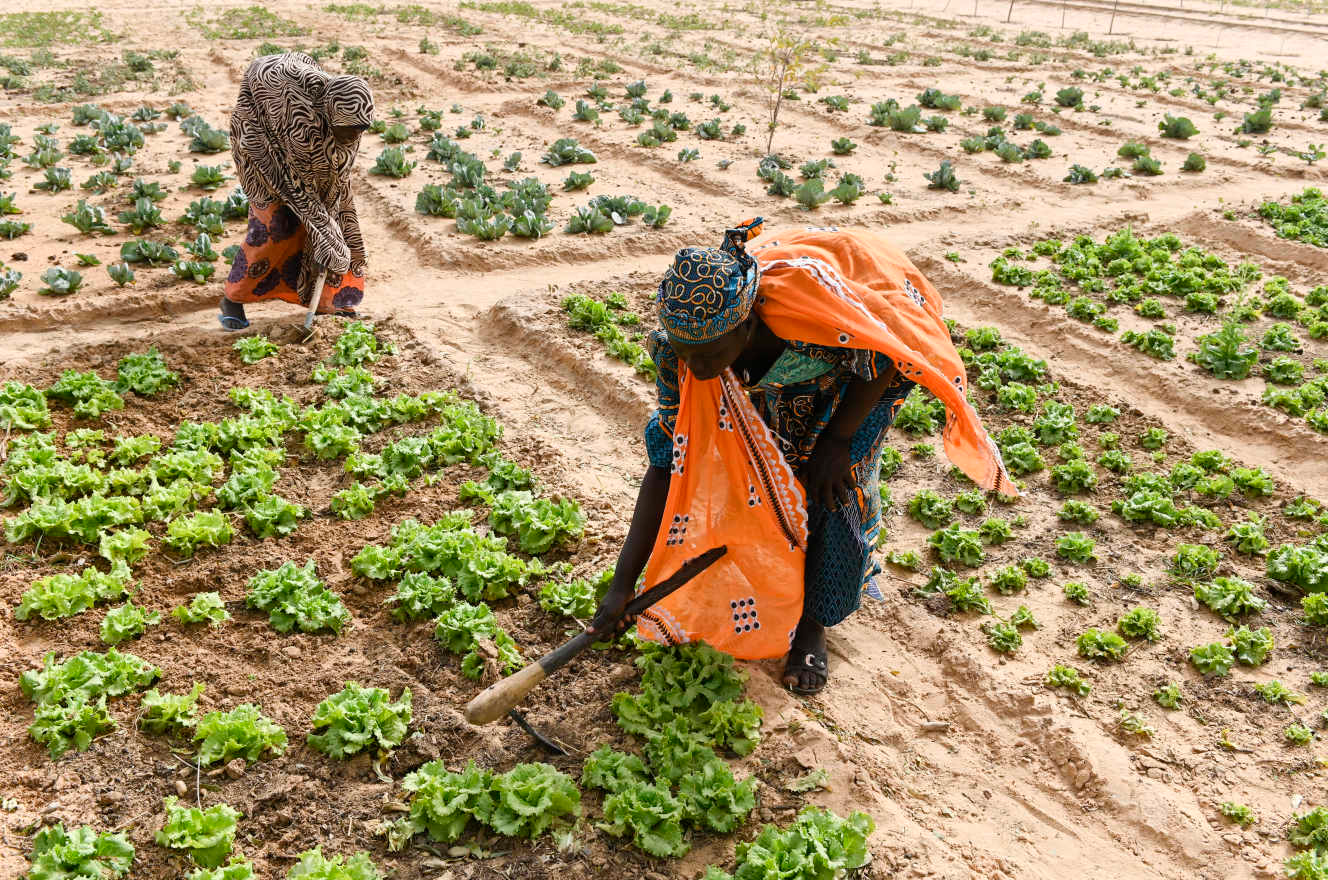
left=3, top=0, right=1328, bottom=879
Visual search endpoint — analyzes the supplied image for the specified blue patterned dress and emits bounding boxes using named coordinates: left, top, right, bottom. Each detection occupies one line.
left=644, top=330, right=915, bottom=626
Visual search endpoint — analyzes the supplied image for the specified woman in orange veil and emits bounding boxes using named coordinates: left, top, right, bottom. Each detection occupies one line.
left=588, top=219, right=1015, bottom=695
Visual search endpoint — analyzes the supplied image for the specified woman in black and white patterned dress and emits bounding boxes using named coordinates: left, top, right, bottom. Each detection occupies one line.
left=219, top=53, right=374, bottom=330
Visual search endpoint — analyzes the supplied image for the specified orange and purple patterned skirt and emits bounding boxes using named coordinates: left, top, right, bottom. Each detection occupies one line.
left=223, top=202, right=364, bottom=312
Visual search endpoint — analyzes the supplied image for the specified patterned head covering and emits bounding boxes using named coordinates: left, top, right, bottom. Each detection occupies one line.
left=323, top=75, right=374, bottom=127
left=658, top=218, right=765, bottom=344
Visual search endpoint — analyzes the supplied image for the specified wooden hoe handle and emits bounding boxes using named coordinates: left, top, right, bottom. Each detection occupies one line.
left=301, top=263, right=325, bottom=331
left=463, top=546, right=726, bottom=725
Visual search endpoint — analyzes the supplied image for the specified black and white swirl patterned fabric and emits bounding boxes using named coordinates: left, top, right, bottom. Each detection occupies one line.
left=230, top=53, right=374, bottom=297
left=324, top=75, right=375, bottom=126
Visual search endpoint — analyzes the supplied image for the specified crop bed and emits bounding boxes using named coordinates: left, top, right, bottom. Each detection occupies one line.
left=2, top=320, right=873, bottom=879
left=1, top=323, right=586, bottom=873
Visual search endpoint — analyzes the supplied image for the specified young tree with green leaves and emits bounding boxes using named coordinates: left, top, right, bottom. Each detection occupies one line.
left=750, top=25, right=815, bottom=155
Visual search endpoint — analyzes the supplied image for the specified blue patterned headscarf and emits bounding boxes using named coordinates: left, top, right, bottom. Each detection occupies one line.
left=658, top=218, right=764, bottom=344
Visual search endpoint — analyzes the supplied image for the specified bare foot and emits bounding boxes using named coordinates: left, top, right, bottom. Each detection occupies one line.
left=782, top=614, right=827, bottom=694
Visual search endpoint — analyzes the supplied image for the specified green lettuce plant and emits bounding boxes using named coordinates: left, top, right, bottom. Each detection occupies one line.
left=173, top=593, right=231, bottom=627
left=281, top=848, right=381, bottom=880
left=580, top=745, right=650, bottom=795
left=139, top=682, right=206, bottom=735
left=164, top=510, right=233, bottom=557
left=245, top=560, right=349, bottom=634
left=307, top=683, right=412, bottom=758
left=100, top=601, right=160, bottom=644
left=20, top=648, right=159, bottom=757
left=155, top=797, right=240, bottom=868
left=599, top=781, right=688, bottom=857
left=705, top=806, right=873, bottom=880
left=193, top=704, right=287, bottom=765
left=16, top=567, right=130, bottom=621
left=24, top=824, right=134, bottom=879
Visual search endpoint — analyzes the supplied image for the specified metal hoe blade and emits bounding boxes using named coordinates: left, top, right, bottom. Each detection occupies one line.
left=507, top=709, right=567, bottom=755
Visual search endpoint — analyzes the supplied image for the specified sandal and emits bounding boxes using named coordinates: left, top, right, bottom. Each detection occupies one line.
left=783, top=650, right=828, bottom=696
left=218, top=312, right=250, bottom=331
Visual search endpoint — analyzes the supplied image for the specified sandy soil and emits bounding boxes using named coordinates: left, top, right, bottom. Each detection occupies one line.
left=3, top=0, right=1328, bottom=878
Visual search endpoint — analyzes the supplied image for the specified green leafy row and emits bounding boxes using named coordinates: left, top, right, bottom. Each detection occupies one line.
left=387, top=761, right=580, bottom=847
left=594, top=644, right=764, bottom=857
left=561, top=292, right=657, bottom=380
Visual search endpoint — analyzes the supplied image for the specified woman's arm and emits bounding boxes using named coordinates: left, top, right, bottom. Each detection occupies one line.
left=587, top=332, right=679, bottom=633
left=801, top=363, right=900, bottom=509
left=828, top=363, right=900, bottom=442
left=587, top=464, right=670, bottom=634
